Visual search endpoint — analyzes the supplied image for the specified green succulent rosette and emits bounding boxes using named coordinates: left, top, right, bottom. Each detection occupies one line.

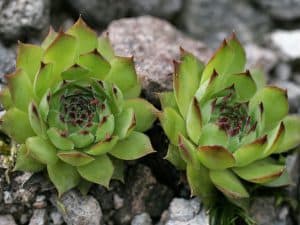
left=0, top=18, right=157, bottom=196
left=159, top=34, right=300, bottom=224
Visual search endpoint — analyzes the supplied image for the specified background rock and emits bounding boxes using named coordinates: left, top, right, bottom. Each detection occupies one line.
left=131, top=213, right=152, bottom=225
left=0, top=43, right=15, bottom=83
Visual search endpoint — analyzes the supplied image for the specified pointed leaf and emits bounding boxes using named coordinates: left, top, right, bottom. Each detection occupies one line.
left=77, top=50, right=110, bottom=79
left=111, top=157, right=126, bottom=182
left=1, top=108, right=35, bottom=143
left=34, top=63, right=55, bottom=99
left=57, top=151, right=95, bottom=166
left=158, top=107, right=187, bottom=145
left=77, top=154, right=114, bottom=188
left=6, top=69, right=35, bottom=112
left=109, top=131, right=154, bottom=160
left=158, top=91, right=178, bottom=110
left=0, top=87, right=13, bottom=109
left=233, top=158, right=285, bottom=184
left=61, top=65, right=90, bottom=80
left=114, top=108, right=136, bottom=139
left=28, top=102, right=47, bottom=137
left=97, top=35, right=115, bottom=62
left=197, top=145, right=235, bottom=170
left=123, top=82, right=141, bottom=99
left=68, top=131, right=95, bottom=148
left=106, top=56, right=138, bottom=92
left=78, top=179, right=93, bottom=195
left=124, top=98, right=157, bottom=132
left=264, top=122, right=285, bottom=156
left=234, top=135, right=267, bottom=167
left=178, top=134, right=197, bottom=165
left=39, top=90, right=51, bottom=122
left=26, top=136, right=58, bottom=165
left=41, top=27, right=58, bottom=49
left=47, top=127, right=75, bottom=150
left=47, top=160, right=80, bottom=196
left=14, top=144, right=45, bottom=172
left=85, top=136, right=119, bottom=155
left=198, top=123, right=228, bottom=147
left=262, top=170, right=291, bottom=187
left=250, top=69, right=266, bottom=90
left=210, top=170, right=249, bottom=198
left=165, top=144, right=186, bottom=170
left=95, top=114, right=115, bottom=142
left=66, top=17, right=97, bottom=54
left=173, top=50, right=204, bottom=117
left=186, top=97, right=202, bottom=143
left=16, top=42, right=43, bottom=82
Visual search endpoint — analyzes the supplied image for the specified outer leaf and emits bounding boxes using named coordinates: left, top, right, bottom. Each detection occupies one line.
left=85, top=136, right=119, bottom=155
left=6, top=69, right=35, bottom=112
left=66, top=17, right=97, bottom=55
left=28, top=102, right=47, bottom=137
left=198, top=123, right=228, bottom=147
left=250, top=69, right=266, bottom=90
left=165, top=144, right=186, bottom=170
left=173, top=50, right=204, bottom=117
left=111, top=157, right=126, bottom=182
left=233, top=159, right=285, bottom=184
left=262, top=170, right=291, bottom=187
left=197, top=145, right=235, bottom=170
left=106, top=56, right=138, bottom=92
left=47, top=127, right=75, bottom=150
left=34, top=63, right=54, bottom=99
left=0, top=87, right=13, bottom=109
left=77, top=154, right=114, bottom=188
left=57, top=151, right=95, bottom=166
left=109, top=131, right=154, bottom=160
left=41, top=27, right=58, bottom=49
left=1, top=108, right=35, bottom=143
left=178, top=134, right=198, bottom=165
left=16, top=42, right=43, bottom=82
left=61, top=65, right=90, bottom=80
left=123, top=82, right=141, bottom=99
left=14, top=144, right=45, bottom=172
left=114, top=108, right=136, bottom=139
left=97, top=35, right=115, bottom=62
left=26, top=136, right=58, bottom=165
left=210, top=170, right=249, bottom=199
left=47, top=160, right=80, bottom=196
left=124, top=98, right=157, bottom=132
left=158, top=91, right=178, bottom=110
left=68, top=131, right=94, bottom=148
left=158, top=107, right=187, bottom=145
left=234, top=135, right=267, bottom=167
left=186, top=97, right=202, bottom=143
left=95, top=114, right=115, bottom=142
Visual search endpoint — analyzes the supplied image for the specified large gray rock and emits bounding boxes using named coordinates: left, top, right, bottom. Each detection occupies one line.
left=178, top=0, right=271, bottom=47
left=131, top=213, right=152, bottom=225
left=252, top=0, right=300, bottom=21
left=159, top=198, right=209, bottom=225
left=55, top=190, right=102, bottom=225
left=0, top=0, right=50, bottom=42
left=0, top=215, right=17, bottom=225
left=0, top=43, right=15, bottom=82
left=104, top=16, right=211, bottom=103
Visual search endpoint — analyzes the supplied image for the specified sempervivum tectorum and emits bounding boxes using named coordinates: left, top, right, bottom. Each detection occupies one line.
left=158, top=34, right=300, bottom=224
left=0, top=18, right=157, bottom=196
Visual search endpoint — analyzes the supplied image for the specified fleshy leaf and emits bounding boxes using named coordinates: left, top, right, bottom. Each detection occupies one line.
left=114, top=108, right=136, bottom=139
left=78, top=179, right=93, bottom=195
left=97, top=34, right=115, bottom=62
left=47, top=127, right=75, bottom=150
left=85, top=136, right=119, bottom=155
left=178, top=134, right=197, bottom=165
left=106, top=56, right=138, bottom=93
left=39, top=89, right=51, bottom=122
left=111, top=157, right=126, bottom=182
left=34, top=63, right=55, bottom=99
left=1, top=108, right=35, bottom=143
left=16, top=42, right=43, bottom=82
left=173, top=50, right=204, bottom=117
left=26, top=136, right=58, bottom=165
left=6, top=69, right=35, bottom=112
left=250, top=69, right=266, bottom=90
left=210, top=170, right=249, bottom=199
left=14, top=144, right=45, bottom=172
left=47, top=160, right=80, bottom=196
left=165, top=144, right=186, bottom=170
left=262, top=170, right=291, bottom=187
left=41, top=27, right=58, bottom=49
left=158, top=107, right=187, bottom=145
left=158, top=91, right=178, bottom=110
left=186, top=97, right=202, bottom=143
left=234, top=136, right=267, bottom=167
left=233, top=158, right=285, bottom=184
left=66, top=17, right=97, bottom=55
left=77, top=154, right=114, bottom=188
left=109, top=131, right=154, bottom=160
left=124, top=98, right=157, bottom=132
left=57, top=151, right=95, bottom=166
left=264, top=122, right=285, bottom=156
left=28, top=102, right=47, bottom=137
left=68, top=131, right=95, bottom=148
left=95, top=114, right=115, bottom=142
left=77, top=50, right=110, bottom=79
left=0, top=87, right=13, bottom=109
left=198, top=123, right=228, bottom=147
left=61, top=65, right=90, bottom=80
left=197, top=145, right=235, bottom=170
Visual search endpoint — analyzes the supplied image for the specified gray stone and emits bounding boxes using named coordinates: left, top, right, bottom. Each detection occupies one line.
left=274, top=63, right=292, bottom=81
left=252, top=0, right=300, bottom=21
left=178, top=0, right=271, bottom=47
left=131, top=213, right=152, bottom=225
left=0, top=0, right=50, bottom=42
left=0, top=43, right=15, bottom=82
left=270, top=30, right=300, bottom=60
left=129, top=0, right=182, bottom=19
left=160, top=198, right=209, bottom=225
left=104, top=16, right=211, bottom=103
left=56, top=190, right=102, bottom=225
left=245, top=43, right=278, bottom=74
left=29, top=209, right=47, bottom=225
left=250, top=197, right=291, bottom=225
left=0, top=215, right=16, bottom=225
left=50, top=211, right=63, bottom=225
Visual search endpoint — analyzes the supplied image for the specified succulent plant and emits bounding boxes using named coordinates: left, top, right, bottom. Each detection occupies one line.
left=0, top=18, right=157, bottom=196
left=159, top=34, right=300, bottom=224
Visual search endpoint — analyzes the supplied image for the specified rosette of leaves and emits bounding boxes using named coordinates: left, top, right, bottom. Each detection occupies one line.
left=159, top=34, right=300, bottom=224
left=0, top=18, right=157, bottom=196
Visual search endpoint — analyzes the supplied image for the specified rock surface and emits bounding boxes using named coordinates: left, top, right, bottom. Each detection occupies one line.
left=178, top=0, right=271, bottom=47
left=104, top=16, right=211, bottom=103
left=131, top=213, right=152, bottom=225
left=0, top=0, right=50, bottom=42
left=0, top=43, right=15, bottom=82
left=0, top=215, right=16, bottom=225
left=28, top=209, right=47, bottom=225
left=55, top=190, right=102, bottom=225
